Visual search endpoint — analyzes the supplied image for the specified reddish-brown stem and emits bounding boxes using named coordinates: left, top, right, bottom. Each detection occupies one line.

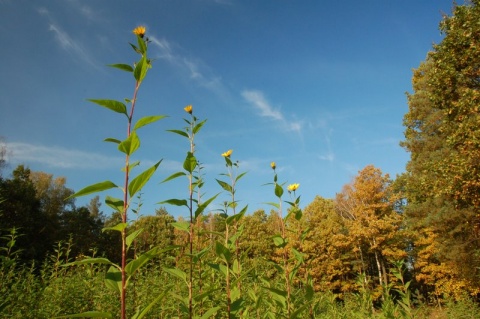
left=120, top=80, right=141, bottom=319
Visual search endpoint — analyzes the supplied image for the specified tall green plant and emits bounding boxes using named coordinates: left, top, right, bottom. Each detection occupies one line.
left=59, top=26, right=166, bottom=319
left=160, top=105, right=219, bottom=319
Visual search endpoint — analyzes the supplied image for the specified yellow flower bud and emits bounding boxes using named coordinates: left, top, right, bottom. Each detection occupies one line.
left=222, top=149, right=233, bottom=157
left=184, top=105, right=193, bottom=114
left=271, top=162, right=276, bottom=170
left=133, top=26, right=146, bottom=38
left=287, top=183, right=300, bottom=192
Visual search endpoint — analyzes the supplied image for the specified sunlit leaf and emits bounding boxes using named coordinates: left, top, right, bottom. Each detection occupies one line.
left=133, top=115, right=166, bottom=130
left=105, top=266, right=122, bottom=294
left=68, top=181, right=117, bottom=199
left=118, top=130, right=140, bottom=156
left=134, top=55, right=148, bottom=82
left=126, top=228, right=143, bottom=250
left=183, top=152, right=197, bottom=173
left=161, top=171, right=186, bottom=183
left=104, top=137, right=121, bottom=144
left=166, top=129, right=189, bottom=138
left=159, top=199, right=188, bottom=207
left=163, top=267, right=187, bottom=283
left=88, top=99, right=128, bottom=117
left=128, top=161, right=161, bottom=197
left=105, top=196, right=124, bottom=213
left=108, top=63, right=133, bottom=72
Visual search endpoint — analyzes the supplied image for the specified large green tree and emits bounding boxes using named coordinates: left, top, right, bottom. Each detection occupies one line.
left=401, top=0, right=480, bottom=297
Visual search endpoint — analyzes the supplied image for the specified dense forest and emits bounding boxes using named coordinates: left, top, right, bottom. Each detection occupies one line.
left=2, top=1, right=480, bottom=318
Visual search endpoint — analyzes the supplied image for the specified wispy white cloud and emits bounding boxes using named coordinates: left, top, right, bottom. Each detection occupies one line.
left=37, top=7, right=99, bottom=69
left=149, top=36, right=227, bottom=97
left=7, top=142, right=123, bottom=169
left=241, top=89, right=303, bottom=132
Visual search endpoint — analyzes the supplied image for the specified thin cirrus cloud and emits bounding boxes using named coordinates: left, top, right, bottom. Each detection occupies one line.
left=149, top=36, right=227, bottom=96
left=241, top=89, right=303, bottom=132
left=37, top=7, right=99, bottom=69
left=7, top=142, right=124, bottom=170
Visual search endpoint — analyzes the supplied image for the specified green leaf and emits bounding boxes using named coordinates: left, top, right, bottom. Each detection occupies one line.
left=88, top=99, right=128, bottom=117
left=104, top=137, right=121, bottom=144
left=126, top=247, right=159, bottom=277
left=272, top=235, right=286, bottom=248
left=105, top=266, right=122, bottom=294
left=108, top=63, right=133, bottom=72
left=208, top=263, right=228, bottom=277
left=163, top=267, right=187, bottom=283
left=159, top=199, right=188, bottom=207
left=133, top=115, right=166, bottom=130
left=199, top=307, right=220, bottom=319
left=137, top=35, right=147, bottom=55
left=161, top=171, right=186, bottom=183
left=274, top=183, right=284, bottom=198
left=265, top=201, right=280, bottom=209
left=68, top=181, right=118, bottom=199
left=105, top=196, right=124, bottom=212
left=55, top=311, right=113, bottom=318
left=134, top=56, right=148, bottom=82
left=63, top=257, right=115, bottom=267
left=226, top=205, right=247, bottom=225
left=183, top=152, right=197, bottom=173
left=194, top=193, right=219, bottom=219
left=130, top=43, right=140, bottom=53
left=192, top=119, right=207, bottom=134
left=263, top=287, right=287, bottom=308
left=216, top=179, right=233, bottom=193
left=131, top=291, right=167, bottom=319
left=118, top=130, right=140, bottom=156
left=126, top=229, right=143, bottom=250
left=215, top=241, right=231, bottom=263
left=103, top=222, right=127, bottom=233
left=235, top=171, right=248, bottom=183
left=128, top=161, right=161, bottom=197
left=170, top=221, right=190, bottom=232
left=167, top=129, right=189, bottom=138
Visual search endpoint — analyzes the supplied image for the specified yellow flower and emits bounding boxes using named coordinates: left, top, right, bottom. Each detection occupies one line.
left=287, top=183, right=300, bottom=192
left=184, top=105, right=193, bottom=114
left=133, top=26, right=146, bottom=38
left=222, top=149, right=233, bottom=157
left=270, top=162, right=276, bottom=170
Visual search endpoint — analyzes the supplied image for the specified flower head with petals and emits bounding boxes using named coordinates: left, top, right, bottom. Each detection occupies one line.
left=184, top=105, right=193, bottom=114
left=222, top=149, right=233, bottom=158
left=287, top=183, right=300, bottom=192
left=133, top=26, right=146, bottom=38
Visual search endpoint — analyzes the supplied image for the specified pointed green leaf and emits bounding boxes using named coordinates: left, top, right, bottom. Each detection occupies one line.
left=108, top=63, right=133, bottom=72
left=105, top=196, right=124, bottom=212
left=134, top=115, right=166, bottom=130
left=170, top=221, right=190, bottom=232
left=215, top=241, right=232, bottom=263
left=88, top=99, right=128, bottom=117
left=128, top=161, right=161, bottom=197
left=183, top=152, right=197, bottom=173
left=159, top=199, right=188, bottom=207
left=265, top=201, right=280, bottom=209
left=118, top=130, right=140, bottom=156
left=194, top=193, right=219, bottom=219
left=163, top=267, right=187, bottom=283
left=137, top=35, right=147, bottom=55
left=131, top=291, right=167, bottom=319
left=274, top=183, right=283, bottom=198
left=126, top=247, right=159, bottom=277
left=272, top=235, right=286, bottom=248
left=130, top=42, right=140, bottom=53
left=216, top=179, right=233, bottom=193
left=226, top=205, right=247, bottom=225
left=134, top=55, right=148, bottom=82
left=55, top=311, right=113, bottom=318
left=192, top=119, right=207, bottom=134
left=208, top=263, right=228, bottom=277
left=104, top=137, right=121, bottom=144
left=63, top=257, right=115, bottom=267
left=68, top=181, right=117, bottom=199
left=161, top=171, right=186, bottom=183
left=235, top=171, right=248, bottom=183
left=126, top=228, right=143, bottom=250
left=199, top=307, right=220, bottom=319
left=167, top=129, right=189, bottom=138
left=105, top=265, right=122, bottom=293
left=103, top=223, right=127, bottom=233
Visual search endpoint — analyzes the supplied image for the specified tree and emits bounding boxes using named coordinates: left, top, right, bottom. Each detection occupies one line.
left=401, top=0, right=480, bottom=297
left=335, top=165, right=405, bottom=294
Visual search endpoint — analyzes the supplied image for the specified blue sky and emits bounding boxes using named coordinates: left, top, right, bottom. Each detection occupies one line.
left=0, top=0, right=455, bottom=219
